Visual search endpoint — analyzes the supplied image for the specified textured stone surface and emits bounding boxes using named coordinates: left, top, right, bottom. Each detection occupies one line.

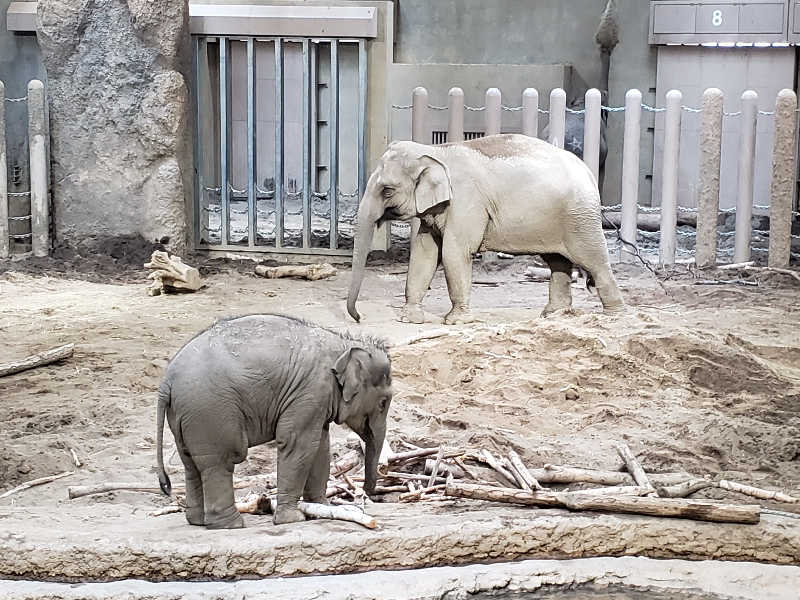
left=768, top=89, right=797, bottom=268
left=35, top=0, right=191, bottom=254
left=696, top=88, right=723, bottom=270
left=0, top=502, right=798, bottom=581
left=3, top=556, right=800, bottom=599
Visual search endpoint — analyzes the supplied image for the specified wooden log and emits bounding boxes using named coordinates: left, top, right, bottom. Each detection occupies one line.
left=453, top=456, right=479, bottom=480
left=427, top=446, right=445, bottom=488
left=235, top=494, right=377, bottom=528
left=148, top=505, right=184, bottom=517
left=718, top=479, right=799, bottom=504
left=559, top=493, right=760, bottom=524
left=1, top=471, right=74, bottom=499
left=478, top=449, right=518, bottom=487
left=399, top=484, right=446, bottom=502
left=562, top=485, right=652, bottom=497
left=331, top=450, right=362, bottom=476
left=444, top=481, right=562, bottom=507
left=507, top=449, right=543, bottom=490
left=254, top=263, right=337, bottom=281
left=743, top=265, right=800, bottom=284
left=502, top=456, right=532, bottom=492
left=372, top=485, right=408, bottom=494
left=424, top=458, right=466, bottom=480
left=393, top=329, right=451, bottom=347
left=69, top=483, right=184, bottom=499
left=444, top=482, right=760, bottom=524
left=382, top=471, right=447, bottom=484
left=0, top=344, right=74, bottom=378
left=531, top=465, right=690, bottom=487
left=657, top=479, right=714, bottom=499
left=615, top=444, right=656, bottom=496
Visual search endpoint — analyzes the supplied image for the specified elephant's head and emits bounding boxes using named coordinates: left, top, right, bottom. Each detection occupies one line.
left=347, top=141, right=453, bottom=322
left=333, top=346, right=392, bottom=495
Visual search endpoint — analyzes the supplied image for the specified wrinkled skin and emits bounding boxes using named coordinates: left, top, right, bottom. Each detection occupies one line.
left=347, top=134, right=624, bottom=325
left=156, top=314, right=392, bottom=529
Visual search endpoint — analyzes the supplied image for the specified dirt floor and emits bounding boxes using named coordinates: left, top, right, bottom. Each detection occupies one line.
left=1, top=237, right=799, bottom=577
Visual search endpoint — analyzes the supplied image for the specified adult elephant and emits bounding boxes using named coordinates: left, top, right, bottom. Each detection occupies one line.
left=347, top=134, right=624, bottom=325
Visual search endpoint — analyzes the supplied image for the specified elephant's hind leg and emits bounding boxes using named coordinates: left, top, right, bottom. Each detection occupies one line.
left=198, top=460, right=244, bottom=529
left=177, top=449, right=205, bottom=526
left=540, top=253, right=574, bottom=317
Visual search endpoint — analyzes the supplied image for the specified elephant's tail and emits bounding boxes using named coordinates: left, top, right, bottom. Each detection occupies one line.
left=156, top=380, right=172, bottom=496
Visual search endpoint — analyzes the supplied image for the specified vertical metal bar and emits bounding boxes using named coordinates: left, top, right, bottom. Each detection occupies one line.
left=219, top=37, right=229, bottom=246
left=548, top=88, right=566, bottom=148
left=522, top=88, right=538, bottom=138
left=302, top=39, right=311, bottom=249
left=358, top=39, right=367, bottom=205
left=448, top=87, right=464, bottom=142
left=247, top=38, right=256, bottom=247
left=583, top=88, right=602, bottom=183
left=485, top=88, right=501, bottom=136
left=768, top=88, right=797, bottom=267
left=734, top=90, right=758, bottom=263
left=310, top=42, right=318, bottom=204
left=329, top=40, right=339, bottom=249
left=0, top=81, right=8, bottom=259
left=274, top=38, right=284, bottom=248
left=659, top=89, right=682, bottom=266
left=193, top=37, right=201, bottom=249
left=620, top=88, right=642, bottom=264
left=696, top=87, right=724, bottom=269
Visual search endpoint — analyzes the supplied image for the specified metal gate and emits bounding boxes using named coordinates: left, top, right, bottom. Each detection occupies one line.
left=193, top=36, right=367, bottom=254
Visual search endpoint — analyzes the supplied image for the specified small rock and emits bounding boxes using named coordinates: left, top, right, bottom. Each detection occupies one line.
left=564, top=387, right=580, bottom=401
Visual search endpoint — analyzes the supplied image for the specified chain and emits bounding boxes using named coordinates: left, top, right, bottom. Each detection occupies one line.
left=6, top=190, right=31, bottom=197
left=4, top=96, right=27, bottom=103
left=8, top=215, right=31, bottom=221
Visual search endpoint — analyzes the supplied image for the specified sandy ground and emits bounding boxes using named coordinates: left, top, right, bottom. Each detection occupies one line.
left=1, top=239, right=799, bottom=577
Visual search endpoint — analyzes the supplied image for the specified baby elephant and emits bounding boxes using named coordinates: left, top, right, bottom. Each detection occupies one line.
left=155, top=314, right=392, bottom=529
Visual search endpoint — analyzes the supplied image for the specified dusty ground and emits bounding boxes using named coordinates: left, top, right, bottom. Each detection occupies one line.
left=0, top=238, right=799, bottom=579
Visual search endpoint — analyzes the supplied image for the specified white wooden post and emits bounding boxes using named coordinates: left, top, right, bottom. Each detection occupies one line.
left=411, top=86, right=428, bottom=143
left=485, top=88, right=501, bottom=136
left=522, top=88, right=538, bottom=138
left=734, top=90, right=758, bottom=264
left=0, top=81, right=8, bottom=259
left=768, top=89, right=797, bottom=268
left=659, top=89, right=682, bottom=266
left=28, top=80, right=48, bottom=258
left=583, top=88, right=602, bottom=183
left=548, top=88, right=566, bottom=149
left=696, top=88, right=724, bottom=269
left=448, top=87, right=464, bottom=143
left=620, top=89, right=642, bottom=264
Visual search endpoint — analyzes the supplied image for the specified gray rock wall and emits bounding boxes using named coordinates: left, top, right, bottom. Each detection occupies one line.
left=36, top=0, right=192, bottom=253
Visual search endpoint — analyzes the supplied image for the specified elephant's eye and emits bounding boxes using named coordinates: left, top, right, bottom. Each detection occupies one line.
left=379, top=397, right=390, bottom=411
left=381, top=186, right=395, bottom=199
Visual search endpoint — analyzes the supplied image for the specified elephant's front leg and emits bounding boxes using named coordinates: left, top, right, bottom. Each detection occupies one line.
left=302, top=425, right=330, bottom=504
left=274, top=417, right=322, bottom=525
left=441, top=232, right=476, bottom=325
left=402, top=219, right=439, bottom=324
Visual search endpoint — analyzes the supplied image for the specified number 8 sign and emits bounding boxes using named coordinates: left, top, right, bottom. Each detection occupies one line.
left=712, top=9, right=723, bottom=27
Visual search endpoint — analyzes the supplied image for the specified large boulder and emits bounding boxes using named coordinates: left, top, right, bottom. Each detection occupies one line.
left=36, top=0, right=192, bottom=254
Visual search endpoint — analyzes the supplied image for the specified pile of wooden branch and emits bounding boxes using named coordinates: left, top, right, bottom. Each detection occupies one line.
left=60, top=439, right=799, bottom=529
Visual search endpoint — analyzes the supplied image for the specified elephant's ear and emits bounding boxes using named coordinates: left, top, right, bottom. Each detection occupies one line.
left=414, top=155, right=452, bottom=216
left=333, top=347, right=371, bottom=403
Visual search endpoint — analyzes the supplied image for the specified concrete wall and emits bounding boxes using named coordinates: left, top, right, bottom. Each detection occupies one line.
left=0, top=0, right=46, bottom=250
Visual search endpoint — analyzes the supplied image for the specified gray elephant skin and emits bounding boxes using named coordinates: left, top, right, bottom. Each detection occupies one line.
left=347, top=134, right=624, bottom=325
left=156, top=314, right=392, bottom=529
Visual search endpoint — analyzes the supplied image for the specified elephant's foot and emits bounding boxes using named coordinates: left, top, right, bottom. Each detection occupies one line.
left=205, top=506, right=244, bottom=529
left=602, top=302, right=626, bottom=315
left=302, top=496, right=329, bottom=505
left=540, top=304, right=575, bottom=318
left=444, top=308, right=475, bottom=325
left=184, top=506, right=205, bottom=526
left=274, top=505, right=306, bottom=525
left=399, top=303, right=425, bottom=324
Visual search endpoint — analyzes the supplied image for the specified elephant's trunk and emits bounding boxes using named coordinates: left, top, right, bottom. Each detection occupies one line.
left=347, top=193, right=381, bottom=322
left=363, top=418, right=386, bottom=496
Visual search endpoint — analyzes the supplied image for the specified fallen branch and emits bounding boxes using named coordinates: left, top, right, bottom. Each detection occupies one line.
left=531, top=465, right=689, bottom=487
left=615, top=444, right=656, bottom=496
left=502, top=456, right=532, bottom=492
left=694, top=279, right=758, bottom=287
left=743, top=265, right=800, bottom=284
left=444, top=482, right=760, bottom=524
left=69, top=448, right=82, bottom=468
left=478, top=449, right=518, bottom=487
left=236, top=494, right=377, bottom=528
left=254, top=263, right=337, bottom=281
left=563, top=485, right=652, bottom=497
left=427, top=446, right=445, bottom=488
left=718, top=479, right=799, bottom=504
left=331, top=450, right=362, bottom=476
left=717, top=261, right=755, bottom=270
left=1, top=471, right=75, bottom=499
left=149, top=505, right=184, bottom=517
left=507, top=449, right=543, bottom=490
left=0, top=344, right=74, bottom=378
left=399, top=484, right=446, bottom=502
left=656, top=479, right=714, bottom=499
left=69, top=483, right=183, bottom=499
left=424, top=458, right=466, bottom=480
left=392, top=329, right=451, bottom=347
